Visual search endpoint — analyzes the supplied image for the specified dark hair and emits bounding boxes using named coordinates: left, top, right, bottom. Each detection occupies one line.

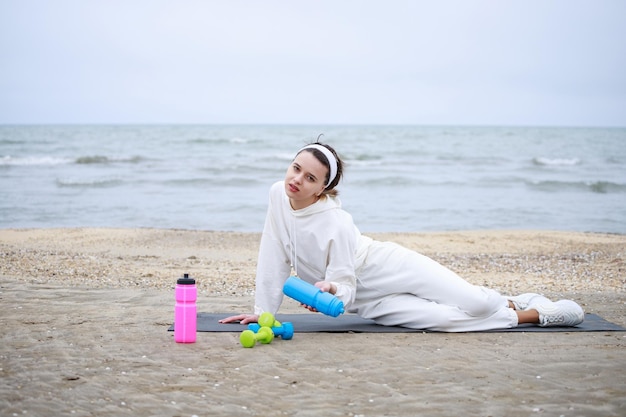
left=297, top=141, right=344, bottom=197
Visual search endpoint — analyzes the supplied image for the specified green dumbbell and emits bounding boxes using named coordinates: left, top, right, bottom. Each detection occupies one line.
left=258, top=312, right=279, bottom=328
left=240, top=326, right=274, bottom=348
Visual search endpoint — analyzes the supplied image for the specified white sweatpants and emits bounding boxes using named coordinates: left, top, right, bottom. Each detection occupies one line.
left=350, top=241, right=518, bottom=332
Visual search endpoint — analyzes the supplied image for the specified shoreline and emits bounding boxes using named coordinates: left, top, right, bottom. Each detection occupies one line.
left=1, top=227, right=624, bottom=293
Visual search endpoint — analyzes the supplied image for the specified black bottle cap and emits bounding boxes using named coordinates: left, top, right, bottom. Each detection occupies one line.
left=177, top=273, right=196, bottom=285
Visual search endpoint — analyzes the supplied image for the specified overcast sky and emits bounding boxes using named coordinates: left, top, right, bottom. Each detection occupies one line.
left=1, top=1, right=625, bottom=126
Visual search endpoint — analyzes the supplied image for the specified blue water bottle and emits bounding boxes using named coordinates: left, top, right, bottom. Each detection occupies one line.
left=283, top=276, right=345, bottom=317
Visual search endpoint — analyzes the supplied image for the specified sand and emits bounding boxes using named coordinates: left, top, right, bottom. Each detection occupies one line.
left=1, top=228, right=625, bottom=416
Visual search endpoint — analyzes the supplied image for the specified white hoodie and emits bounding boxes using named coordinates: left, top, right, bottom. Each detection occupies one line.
left=254, top=181, right=371, bottom=315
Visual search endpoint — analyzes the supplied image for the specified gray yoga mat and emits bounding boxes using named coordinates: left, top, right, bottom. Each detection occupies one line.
left=168, top=312, right=625, bottom=333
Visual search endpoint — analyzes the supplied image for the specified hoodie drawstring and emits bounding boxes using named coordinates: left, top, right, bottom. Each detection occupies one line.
left=290, top=215, right=298, bottom=277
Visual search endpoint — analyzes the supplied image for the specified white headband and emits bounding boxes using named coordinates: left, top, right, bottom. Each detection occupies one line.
left=299, top=144, right=338, bottom=187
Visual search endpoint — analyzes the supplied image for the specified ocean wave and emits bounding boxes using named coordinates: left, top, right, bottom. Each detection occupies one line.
left=163, top=176, right=266, bottom=187
left=532, top=157, right=581, bottom=166
left=56, top=177, right=124, bottom=188
left=0, top=154, right=144, bottom=166
left=0, top=155, right=71, bottom=166
left=75, top=155, right=143, bottom=164
left=162, top=177, right=218, bottom=187
left=606, top=156, right=624, bottom=164
left=527, top=180, right=626, bottom=194
left=0, top=139, right=27, bottom=145
left=275, top=152, right=297, bottom=161
left=351, top=176, right=415, bottom=186
left=187, top=137, right=253, bottom=145
left=437, top=155, right=509, bottom=165
left=347, top=152, right=383, bottom=162
left=230, top=137, right=248, bottom=144
left=75, top=155, right=110, bottom=164
left=338, top=151, right=383, bottom=167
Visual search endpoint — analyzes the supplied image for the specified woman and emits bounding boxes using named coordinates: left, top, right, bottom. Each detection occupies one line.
left=220, top=142, right=584, bottom=331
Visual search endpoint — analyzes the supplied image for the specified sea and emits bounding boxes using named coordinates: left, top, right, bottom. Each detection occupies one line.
left=1, top=124, right=625, bottom=234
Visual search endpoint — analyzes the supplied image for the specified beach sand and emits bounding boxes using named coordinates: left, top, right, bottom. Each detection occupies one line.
left=1, top=228, right=625, bottom=416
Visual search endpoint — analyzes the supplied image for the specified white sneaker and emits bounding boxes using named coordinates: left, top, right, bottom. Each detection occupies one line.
left=508, top=293, right=550, bottom=311
left=535, top=299, right=585, bottom=327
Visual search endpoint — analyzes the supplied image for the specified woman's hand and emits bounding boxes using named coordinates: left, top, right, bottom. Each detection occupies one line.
left=315, top=281, right=336, bottom=294
left=300, top=281, right=337, bottom=312
left=218, top=313, right=259, bottom=325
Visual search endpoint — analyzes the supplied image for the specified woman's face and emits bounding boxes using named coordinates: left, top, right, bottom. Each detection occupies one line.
left=284, top=150, right=328, bottom=210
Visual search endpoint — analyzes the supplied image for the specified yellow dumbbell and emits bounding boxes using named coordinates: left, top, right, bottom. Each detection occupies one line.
left=239, top=326, right=274, bottom=348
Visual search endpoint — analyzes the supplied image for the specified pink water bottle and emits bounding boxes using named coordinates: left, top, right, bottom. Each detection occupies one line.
left=174, top=273, right=197, bottom=343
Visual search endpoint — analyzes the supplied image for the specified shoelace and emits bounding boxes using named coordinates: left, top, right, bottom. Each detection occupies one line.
left=539, top=305, right=564, bottom=325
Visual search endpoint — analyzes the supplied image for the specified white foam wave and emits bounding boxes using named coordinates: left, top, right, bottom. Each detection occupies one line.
left=0, top=155, right=71, bottom=166
left=56, top=177, right=123, bottom=188
left=230, top=137, right=248, bottom=144
left=533, top=157, right=581, bottom=166
left=275, top=152, right=296, bottom=161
